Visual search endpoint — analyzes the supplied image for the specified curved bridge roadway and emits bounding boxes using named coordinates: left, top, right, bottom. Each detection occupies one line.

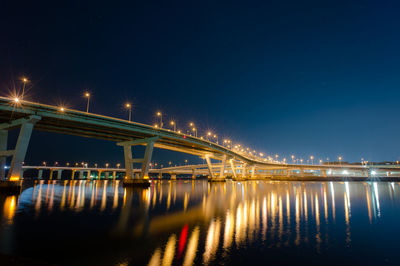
left=0, top=96, right=396, bottom=186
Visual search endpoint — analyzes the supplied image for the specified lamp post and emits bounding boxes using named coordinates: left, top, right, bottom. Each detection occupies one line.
left=310, top=155, right=314, bottom=165
left=157, top=112, right=163, bottom=128
left=21, top=77, right=28, bottom=99
left=170, top=121, right=176, bottom=131
left=125, top=103, right=132, bottom=121
left=192, top=127, right=197, bottom=137
left=84, top=92, right=90, bottom=112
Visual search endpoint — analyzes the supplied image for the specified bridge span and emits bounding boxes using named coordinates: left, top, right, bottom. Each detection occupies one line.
left=0, top=96, right=399, bottom=188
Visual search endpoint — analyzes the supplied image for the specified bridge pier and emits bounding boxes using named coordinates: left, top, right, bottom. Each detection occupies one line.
left=191, top=169, right=196, bottom=179
left=230, top=159, right=237, bottom=179
left=250, top=165, right=256, bottom=179
left=71, top=170, right=76, bottom=180
left=207, top=154, right=226, bottom=182
left=0, top=116, right=41, bottom=191
left=118, top=137, right=159, bottom=187
left=171, top=174, right=177, bottom=180
left=0, top=116, right=41, bottom=183
left=87, top=170, right=91, bottom=180
left=38, top=169, right=43, bottom=179
left=320, top=169, right=327, bottom=177
left=112, top=171, right=116, bottom=180
left=79, top=171, right=84, bottom=179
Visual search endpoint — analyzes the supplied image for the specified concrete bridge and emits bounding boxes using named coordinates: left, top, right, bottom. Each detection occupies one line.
left=0, top=96, right=399, bottom=189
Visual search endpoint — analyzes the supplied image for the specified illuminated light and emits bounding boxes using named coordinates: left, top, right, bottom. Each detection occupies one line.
left=183, top=135, right=186, bottom=139
left=371, top=170, right=377, bottom=175
left=156, top=112, right=161, bottom=116
left=9, top=176, right=19, bottom=181
left=162, top=234, right=176, bottom=266
left=14, top=97, right=20, bottom=103
left=84, top=92, right=90, bottom=97
left=59, top=107, right=65, bottom=112
left=342, top=170, right=349, bottom=175
left=125, top=103, right=131, bottom=108
left=183, top=227, right=200, bottom=266
left=178, top=225, right=189, bottom=258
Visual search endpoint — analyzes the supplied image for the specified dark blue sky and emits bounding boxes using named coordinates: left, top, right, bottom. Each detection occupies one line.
left=1, top=0, right=400, bottom=165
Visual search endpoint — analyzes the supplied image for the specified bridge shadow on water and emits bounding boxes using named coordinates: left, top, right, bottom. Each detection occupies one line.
left=0, top=180, right=399, bottom=265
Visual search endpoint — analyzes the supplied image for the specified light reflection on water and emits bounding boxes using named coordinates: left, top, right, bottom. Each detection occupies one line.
left=0, top=180, right=399, bottom=265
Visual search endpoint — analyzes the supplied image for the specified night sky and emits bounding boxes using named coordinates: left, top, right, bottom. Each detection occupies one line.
left=1, top=1, right=400, bottom=166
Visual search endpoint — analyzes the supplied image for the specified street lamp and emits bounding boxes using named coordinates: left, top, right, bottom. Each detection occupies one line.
left=84, top=92, right=90, bottom=112
left=21, top=77, right=28, bottom=99
left=207, top=131, right=212, bottom=141
left=156, top=112, right=163, bottom=128
left=170, top=121, right=176, bottom=131
left=213, top=134, right=218, bottom=144
left=125, top=103, right=132, bottom=121
left=310, top=155, right=314, bottom=165
left=291, top=155, right=295, bottom=164
left=338, top=156, right=342, bottom=165
left=192, top=127, right=197, bottom=137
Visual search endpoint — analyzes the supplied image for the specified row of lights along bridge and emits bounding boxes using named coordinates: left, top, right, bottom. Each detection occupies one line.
left=11, top=77, right=351, bottom=166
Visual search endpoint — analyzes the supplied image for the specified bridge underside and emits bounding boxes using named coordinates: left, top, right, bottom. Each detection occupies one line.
left=1, top=98, right=399, bottom=189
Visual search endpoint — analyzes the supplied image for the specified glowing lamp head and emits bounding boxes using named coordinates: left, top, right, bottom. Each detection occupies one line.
left=84, top=92, right=90, bottom=97
left=156, top=112, right=161, bottom=116
left=14, top=97, right=20, bottom=103
left=125, top=103, right=131, bottom=108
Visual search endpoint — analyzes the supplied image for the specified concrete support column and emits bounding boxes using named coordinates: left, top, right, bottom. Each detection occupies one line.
left=229, top=159, right=237, bottom=178
left=38, top=169, right=43, bottom=179
left=191, top=169, right=196, bottom=179
left=98, top=171, right=102, bottom=179
left=171, top=174, right=177, bottom=180
left=87, top=170, right=91, bottom=179
left=105, top=172, right=110, bottom=179
left=287, top=169, right=291, bottom=177
left=112, top=171, right=116, bottom=180
left=205, top=155, right=214, bottom=179
left=49, top=169, right=54, bottom=180
left=251, top=166, right=256, bottom=178
left=71, top=170, right=76, bottom=180
left=0, top=130, right=7, bottom=180
left=140, top=141, right=155, bottom=179
left=219, top=155, right=226, bottom=179
left=300, top=169, right=304, bottom=177
left=158, top=172, right=163, bottom=179
left=123, top=145, right=133, bottom=179
left=57, top=170, right=62, bottom=180
left=7, top=119, right=39, bottom=180
left=320, top=169, right=327, bottom=177
left=79, top=171, right=83, bottom=179
left=242, top=164, right=247, bottom=178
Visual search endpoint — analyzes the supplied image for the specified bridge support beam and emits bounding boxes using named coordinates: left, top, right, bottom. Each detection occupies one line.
left=251, top=165, right=256, bottom=179
left=207, top=155, right=226, bottom=182
left=38, top=169, right=43, bottom=179
left=0, top=130, right=7, bottom=180
left=191, top=169, right=196, bottom=179
left=205, top=155, right=214, bottom=179
left=0, top=116, right=41, bottom=187
left=118, top=137, right=159, bottom=187
left=229, top=159, right=237, bottom=178
left=320, top=169, right=327, bottom=177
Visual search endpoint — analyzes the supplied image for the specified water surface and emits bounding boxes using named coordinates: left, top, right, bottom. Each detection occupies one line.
left=0, top=180, right=399, bottom=265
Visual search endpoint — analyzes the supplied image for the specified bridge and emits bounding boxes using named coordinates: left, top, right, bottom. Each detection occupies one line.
left=0, top=96, right=399, bottom=188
